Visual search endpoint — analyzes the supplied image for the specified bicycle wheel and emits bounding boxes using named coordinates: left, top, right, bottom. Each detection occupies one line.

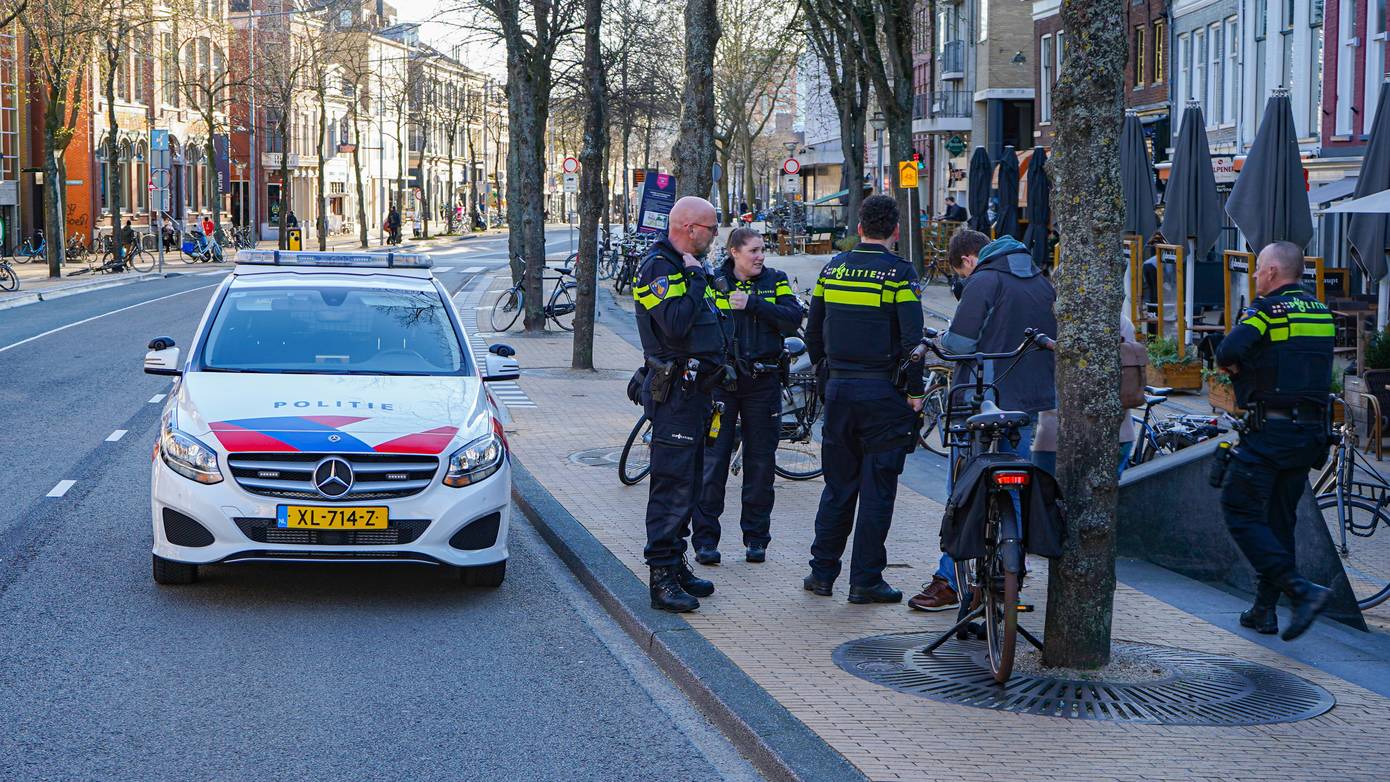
left=917, top=377, right=950, bottom=456
left=181, top=246, right=201, bottom=264
left=548, top=283, right=577, bottom=332
left=0, top=263, right=16, bottom=291
left=490, top=287, right=523, bottom=332
left=774, top=393, right=823, bottom=480
left=618, top=415, right=653, bottom=485
left=1315, top=494, right=1390, bottom=609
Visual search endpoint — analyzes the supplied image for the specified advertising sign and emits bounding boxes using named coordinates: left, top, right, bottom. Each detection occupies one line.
left=214, top=135, right=231, bottom=193
left=636, top=170, right=677, bottom=234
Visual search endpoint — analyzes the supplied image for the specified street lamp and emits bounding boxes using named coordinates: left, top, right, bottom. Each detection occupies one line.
left=870, top=111, right=886, bottom=193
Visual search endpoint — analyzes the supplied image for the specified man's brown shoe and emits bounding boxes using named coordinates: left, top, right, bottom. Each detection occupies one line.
left=908, top=575, right=959, bottom=612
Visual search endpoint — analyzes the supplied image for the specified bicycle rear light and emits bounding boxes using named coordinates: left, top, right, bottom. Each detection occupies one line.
left=992, top=470, right=1030, bottom=487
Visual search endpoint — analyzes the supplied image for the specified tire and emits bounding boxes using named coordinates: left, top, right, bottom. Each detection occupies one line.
left=619, top=415, right=653, bottom=485
left=1315, top=494, right=1390, bottom=609
left=917, top=386, right=950, bottom=457
left=459, top=560, right=507, bottom=587
left=129, top=248, right=155, bottom=273
left=982, top=555, right=1019, bottom=684
left=152, top=554, right=199, bottom=585
left=0, top=263, right=16, bottom=291
left=549, top=283, right=577, bottom=331
left=490, top=288, right=523, bottom=332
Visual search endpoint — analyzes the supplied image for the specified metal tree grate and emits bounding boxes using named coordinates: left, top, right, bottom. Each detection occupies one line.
left=568, top=447, right=625, bottom=468
left=833, top=634, right=1335, bottom=725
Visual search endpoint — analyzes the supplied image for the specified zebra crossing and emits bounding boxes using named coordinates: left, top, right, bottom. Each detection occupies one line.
left=453, top=275, right=537, bottom=409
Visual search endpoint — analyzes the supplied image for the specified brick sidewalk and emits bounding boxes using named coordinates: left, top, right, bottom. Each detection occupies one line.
left=491, top=270, right=1390, bottom=781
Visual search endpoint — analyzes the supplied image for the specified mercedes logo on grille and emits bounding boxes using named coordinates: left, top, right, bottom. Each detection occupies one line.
left=313, top=457, right=354, bottom=498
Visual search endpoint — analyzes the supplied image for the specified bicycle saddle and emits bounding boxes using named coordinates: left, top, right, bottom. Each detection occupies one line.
left=1144, top=385, right=1172, bottom=396
left=1144, top=395, right=1167, bottom=407
left=966, top=400, right=1031, bottom=431
left=557, top=266, right=574, bottom=275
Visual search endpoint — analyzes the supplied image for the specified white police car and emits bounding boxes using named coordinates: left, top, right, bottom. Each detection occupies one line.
left=144, top=250, right=519, bottom=586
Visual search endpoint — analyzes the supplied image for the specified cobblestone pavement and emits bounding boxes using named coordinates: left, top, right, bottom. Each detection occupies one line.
left=487, top=268, right=1390, bottom=782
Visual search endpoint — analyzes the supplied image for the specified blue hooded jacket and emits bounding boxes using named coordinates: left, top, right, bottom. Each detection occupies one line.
left=941, top=236, right=1058, bottom=414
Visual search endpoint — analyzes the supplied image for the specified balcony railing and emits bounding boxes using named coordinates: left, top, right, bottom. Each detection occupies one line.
left=940, top=40, right=966, bottom=77
left=927, top=91, right=972, bottom=119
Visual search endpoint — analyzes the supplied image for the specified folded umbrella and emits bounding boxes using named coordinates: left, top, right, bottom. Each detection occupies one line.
left=1023, top=147, right=1051, bottom=268
left=1120, top=111, right=1157, bottom=241
left=1225, top=89, right=1313, bottom=252
left=1160, top=101, right=1222, bottom=257
left=996, top=147, right=1020, bottom=240
left=1349, top=80, right=1390, bottom=282
left=967, top=147, right=991, bottom=234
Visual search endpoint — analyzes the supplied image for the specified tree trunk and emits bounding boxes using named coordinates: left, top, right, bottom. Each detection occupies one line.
left=447, top=137, right=456, bottom=234
left=106, top=63, right=123, bottom=268
left=317, top=93, right=328, bottom=250
left=43, top=142, right=65, bottom=278
left=351, top=107, right=369, bottom=249
left=278, top=119, right=292, bottom=250
left=204, top=133, right=220, bottom=237
left=1041, top=0, right=1128, bottom=671
left=716, top=145, right=731, bottom=227
left=572, top=0, right=607, bottom=369
left=672, top=0, right=719, bottom=200
left=502, top=38, right=551, bottom=332
left=467, top=127, right=481, bottom=230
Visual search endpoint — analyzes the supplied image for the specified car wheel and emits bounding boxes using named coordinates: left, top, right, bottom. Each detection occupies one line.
left=459, top=560, right=506, bottom=588
left=152, top=554, right=199, bottom=585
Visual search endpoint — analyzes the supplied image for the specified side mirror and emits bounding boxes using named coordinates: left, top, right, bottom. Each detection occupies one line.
left=488, top=343, right=516, bottom=358
left=144, top=343, right=181, bottom=376
left=483, top=352, right=520, bottom=382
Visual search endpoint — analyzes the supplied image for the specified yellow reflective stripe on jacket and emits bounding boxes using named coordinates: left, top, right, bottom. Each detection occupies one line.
left=822, top=278, right=884, bottom=290
left=893, top=287, right=919, bottom=303
left=632, top=272, right=689, bottom=310
left=775, top=281, right=794, bottom=297
left=1240, top=311, right=1270, bottom=334
left=822, top=288, right=883, bottom=307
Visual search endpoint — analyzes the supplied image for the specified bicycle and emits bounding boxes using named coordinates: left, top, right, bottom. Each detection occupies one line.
left=1129, top=400, right=1230, bottom=466
left=180, top=232, right=224, bottom=264
left=915, top=326, right=1057, bottom=684
left=17, top=230, right=45, bottom=263
left=1311, top=401, right=1390, bottom=609
left=916, top=363, right=953, bottom=456
left=0, top=257, right=17, bottom=291
left=489, top=257, right=578, bottom=332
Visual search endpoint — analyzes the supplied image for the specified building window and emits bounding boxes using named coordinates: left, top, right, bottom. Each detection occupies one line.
left=1194, top=28, right=1207, bottom=116
left=1209, top=23, right=1223, bottom=124
left=1368, top=0, right=1388, bottom=135
left=1177, top=32, right=1190, bottom=120
left=1056, top=31, right=1066, bottom=75
left=163, top=34, right=179, bottom=107
left=1224, top=17, right=1239, bottom=126
left=1040, top=34, right=1054, bottom=123
left=1154, top=20, right=1166, bottom=84
left=1310, top=4, right=1324, bottom=137
left=1135, top=26, right=1147, bottom=87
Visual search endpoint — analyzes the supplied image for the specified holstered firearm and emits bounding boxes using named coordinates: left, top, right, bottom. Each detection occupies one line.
left=646, top=356, right=678, bottom=404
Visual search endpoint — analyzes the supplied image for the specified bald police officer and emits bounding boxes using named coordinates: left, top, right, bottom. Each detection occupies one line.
left=1216, top=240, right=1335, bottom=641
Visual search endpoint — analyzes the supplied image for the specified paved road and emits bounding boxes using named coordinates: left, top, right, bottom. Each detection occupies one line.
left=0, top=234, right=762, bottom=781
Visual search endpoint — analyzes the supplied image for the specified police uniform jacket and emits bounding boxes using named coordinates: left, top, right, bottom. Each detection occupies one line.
left=805, top=242, right=925, bottom=396
left=632, top=237, right=728, bottom=365
left=1215, top=283, right=1335, bottom=409
left=710, top=262, right=804, bottom=364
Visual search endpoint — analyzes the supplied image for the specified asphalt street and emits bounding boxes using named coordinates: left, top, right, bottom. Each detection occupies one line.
left=0, top=234, right=762, bottom=781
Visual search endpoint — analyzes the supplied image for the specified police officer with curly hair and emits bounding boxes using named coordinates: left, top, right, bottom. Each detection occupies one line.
left=1216, top=240, right=1336, bottom=641
left=632, top=196, right=728, bottom=612
left=803, top=194, right=925, bottom=604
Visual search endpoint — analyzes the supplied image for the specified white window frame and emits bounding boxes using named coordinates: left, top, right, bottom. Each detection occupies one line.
left=1177, top=32, right=1190, bottom=127
left=1223, top=17, right=1239, bottom=128
left=1336, top=0, right=1356, bottom=135
left=1194, top=27, right=1207, bottom=119
left=1040, top=34, right=1054, bottom=124
left=1208, top=22, right=1223, bottom=125
left=1367, top=0, right=1389, bottom=136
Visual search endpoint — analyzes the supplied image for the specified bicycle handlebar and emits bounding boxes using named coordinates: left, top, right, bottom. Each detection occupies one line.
left=915, top=327, right=1055, bottom=364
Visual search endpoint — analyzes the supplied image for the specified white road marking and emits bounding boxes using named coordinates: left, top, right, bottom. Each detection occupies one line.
left=46, top=480, right=76, bottom=498
left=0, top=284, right=219, bottom=355
left=106, top=429, right=128, bottom=442
left=433, top=266, right=454, bottom=273
left=148, top=393, right=166, bottom=403
left=460, top=265, right=485, bottom=273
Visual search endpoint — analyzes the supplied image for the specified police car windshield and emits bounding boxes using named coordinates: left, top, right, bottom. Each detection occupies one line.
left=201, top=283, right=466, bottom=375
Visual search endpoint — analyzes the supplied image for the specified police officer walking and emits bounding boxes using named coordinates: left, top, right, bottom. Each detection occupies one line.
left=803, top=195, right=925, bottom=604
left=692, top=227, right=804, bottom=566
left=633, top=196, right=729, bottom=612
left=1216, top=240, right=1336, bottom=641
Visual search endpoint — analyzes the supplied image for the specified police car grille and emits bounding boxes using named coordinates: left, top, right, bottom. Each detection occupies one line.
left=227, top=453, right=439, bottom=500
left=234, top=517, right=432, bottom=546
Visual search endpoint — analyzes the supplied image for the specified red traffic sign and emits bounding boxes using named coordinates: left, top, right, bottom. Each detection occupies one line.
left=562, top=156, right=579, bottom=174
left=148, top=180, right=155, bottom=191
left=782, top=158, right=801, bottom=175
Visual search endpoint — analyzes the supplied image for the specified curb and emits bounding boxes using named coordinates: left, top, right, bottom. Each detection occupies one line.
left=0, top=273, right=154, bottom=312
left=510, top=459, right=867, bottom=782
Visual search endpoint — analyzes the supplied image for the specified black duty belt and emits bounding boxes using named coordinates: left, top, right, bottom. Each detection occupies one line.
left=829, top=369, right=894, bottom=380
left=1264, top=405, right=1327, bottom=421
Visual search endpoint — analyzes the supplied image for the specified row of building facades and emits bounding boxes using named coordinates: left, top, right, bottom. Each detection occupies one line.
left=5, top=0, right=507, bottom=255
left=795, top=0, right=1389, bottom=263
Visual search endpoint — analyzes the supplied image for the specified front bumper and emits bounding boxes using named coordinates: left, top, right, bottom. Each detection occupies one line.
left=150, top=453, right=511, bottom=567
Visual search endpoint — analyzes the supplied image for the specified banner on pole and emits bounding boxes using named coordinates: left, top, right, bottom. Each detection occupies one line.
left=636, top=170, right=677, bottom=234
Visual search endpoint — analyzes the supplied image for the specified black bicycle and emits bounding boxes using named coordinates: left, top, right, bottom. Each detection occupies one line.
left=1312, top=403, right=1390, bottom=610
left=490, top=256, right=578, bottom=332
left=915, top=326, right=1057, bottom=683
left=0, top=257, right=16, bottom=291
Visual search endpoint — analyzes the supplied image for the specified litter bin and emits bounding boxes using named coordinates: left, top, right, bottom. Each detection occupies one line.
left=287, top=228, right=303, bottom=250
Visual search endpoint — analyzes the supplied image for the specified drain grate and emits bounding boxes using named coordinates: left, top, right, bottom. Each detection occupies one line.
left=833, top=633, right=1335, bottom=725
left=568, top=447, right=625, bottom=468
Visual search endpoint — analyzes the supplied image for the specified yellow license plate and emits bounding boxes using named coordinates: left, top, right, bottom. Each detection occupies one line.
left=277, top=505, right=389, bottom=529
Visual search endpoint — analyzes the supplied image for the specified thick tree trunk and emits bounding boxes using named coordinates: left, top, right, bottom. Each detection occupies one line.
left=351, top=110, right=369, bottom=249
left=504, top=49, right=550, bottom=332
left=573, top=0, right=607, bottom=369
left=43, top=143, right=65, bottom=278
left=204, top=133, right=220, bottom=236
left=106, top=69, right=123, bottom=267
left=317, top=94, right=328, bottom=250
left=672, top=0, right=719, bottom=200
left=716, top=145, right=731, bottom=227
left=1041, top=0, right=1128, bottom=671
left=447, top=141, right=456, bottom=234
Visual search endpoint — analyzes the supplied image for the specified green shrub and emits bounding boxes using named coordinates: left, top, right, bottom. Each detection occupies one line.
left=1202, top=367, right=1232, bottom=386
left=1365, top=330, right=1390, bottom=371
left=834, top=235, right=858, bottom=252
left=1146, top=337, right=1197, bottom=368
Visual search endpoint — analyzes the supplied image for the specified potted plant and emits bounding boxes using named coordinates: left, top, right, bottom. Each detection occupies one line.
left=1145, top=337, right=1202, bottom=391
left=1203, top=367, right=1241, bottom=414
left=1331, top=372, right=1346, bottom=426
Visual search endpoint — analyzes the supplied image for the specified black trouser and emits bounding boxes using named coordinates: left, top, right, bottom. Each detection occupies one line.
left=692, top=372, right=781, bottom=552
left=1220, top=420, right=1327, bottom=586
left=641, top=375, right=713, bottom=567
left=808, top=380, right=915, bottom=588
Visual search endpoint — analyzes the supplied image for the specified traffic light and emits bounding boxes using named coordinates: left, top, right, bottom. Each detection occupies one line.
left=912, top=149, right=924, bottom=170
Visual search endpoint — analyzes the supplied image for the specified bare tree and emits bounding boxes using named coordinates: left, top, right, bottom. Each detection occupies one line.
left=1042, top=0, right=1128, bottom=670
left=572, top=0, right=606, bottom=369
left=671, top=0, right=719, bottom=200
left=800, top=0, right=869, bottom=232
left=253, top=11, right=313, bottom=249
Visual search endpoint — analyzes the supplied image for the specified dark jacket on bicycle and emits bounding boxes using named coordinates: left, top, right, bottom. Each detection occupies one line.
left=942, top=236, right=1056, bottom=413
left=710, top=261, right=803, bottom=368
left=805, top=242, right=924, bottom=396
left=940, top=452, right=1065, bottom=560
left=632, top=237, right=728, bottom=366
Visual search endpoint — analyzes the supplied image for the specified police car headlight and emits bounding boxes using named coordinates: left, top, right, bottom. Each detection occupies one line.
left=160, top=411, right=223, bottom=485
left=442, top=432, right=505, bottom=488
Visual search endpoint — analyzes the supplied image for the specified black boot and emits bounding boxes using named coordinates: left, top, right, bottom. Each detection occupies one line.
left=1280, top=576, right=1331, bottom=641
left=676, top=556, right=715, bottom=598
left=1239, top=579, right=1280, bottom=635
left=650, top=566, right=699, bottom=612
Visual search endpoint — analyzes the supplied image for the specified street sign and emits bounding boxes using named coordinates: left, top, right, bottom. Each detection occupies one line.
left=563, top=172, right=578, bottom=193
left=898, top=161, right=919, bottom=189
left=562, top=156, right=579, bottom=174
left=151, top=129, right=169, bottom=152
left=945, top=135, right=966, bottom=156
left=781, top=174, right=799, bottom=194
left=152, top=168, right=170, bottom=188
left=782, top=158, right=801, bottom=175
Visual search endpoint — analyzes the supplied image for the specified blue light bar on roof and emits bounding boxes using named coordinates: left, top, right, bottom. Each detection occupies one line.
left=233, top=250, right=432, bottom=268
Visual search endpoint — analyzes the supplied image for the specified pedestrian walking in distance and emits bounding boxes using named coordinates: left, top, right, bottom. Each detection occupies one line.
left=1215, top=240, right=1336, bottom=641
left=632, top=196, right=729, bottom=612
left=693, top=227, right=803, bottom=566
left=803, top=194, right=924, bottom=604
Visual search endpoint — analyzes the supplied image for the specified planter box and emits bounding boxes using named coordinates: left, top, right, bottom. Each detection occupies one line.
left=1147, top=362, right=1202, bottom=392
left=805, top=239, right=833, bottom=255
left=1208, top=382, right=1242, bottom=415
